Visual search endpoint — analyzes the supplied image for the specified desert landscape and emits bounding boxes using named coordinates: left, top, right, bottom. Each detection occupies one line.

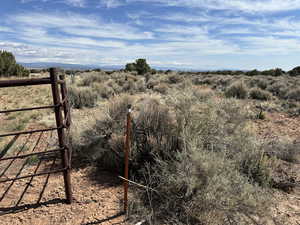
left=0, top=58, right=299, bottom=224
left=1, top=0, right=300, bottom=224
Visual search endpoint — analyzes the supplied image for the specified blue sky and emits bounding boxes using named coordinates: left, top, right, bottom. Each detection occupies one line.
left=1, top=0, right=300, bottom=70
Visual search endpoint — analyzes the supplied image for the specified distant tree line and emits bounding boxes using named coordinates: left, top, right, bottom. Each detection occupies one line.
left=193, top=67, right=300, bottom=77
left=0, top=50, right=30, bottom=77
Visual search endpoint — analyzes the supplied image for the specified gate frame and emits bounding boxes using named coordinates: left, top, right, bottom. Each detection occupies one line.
left=0, top=68, right=73, bottom=204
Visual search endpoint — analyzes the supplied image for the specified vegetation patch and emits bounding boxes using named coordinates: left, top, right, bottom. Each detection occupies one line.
left=225, top=81, right=248, bottom=99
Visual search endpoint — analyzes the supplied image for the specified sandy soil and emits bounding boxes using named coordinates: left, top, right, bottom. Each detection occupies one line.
left=0, top=129, right=126, bottom=225
left=0, top=166, right=126, bottom=225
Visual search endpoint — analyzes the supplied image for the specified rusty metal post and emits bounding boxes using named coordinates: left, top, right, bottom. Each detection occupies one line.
left=50, top=68, right=73, bottom=204
left=124, top=104, right=132, bottom=212
left=59, top=74, right=71, bottom=127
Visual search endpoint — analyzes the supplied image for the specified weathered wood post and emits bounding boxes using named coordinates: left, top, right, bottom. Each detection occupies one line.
left=124, top=104, right=132, bottom=212
left=50, top=68, right=72, bottom=204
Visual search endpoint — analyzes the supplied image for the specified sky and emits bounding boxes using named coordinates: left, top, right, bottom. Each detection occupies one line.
left=1, top=0, right=300, bottom=70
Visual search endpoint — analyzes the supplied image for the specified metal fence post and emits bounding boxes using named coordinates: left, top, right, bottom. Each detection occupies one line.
left=124, top=104, right=132, bottom=212
left=59, top=74, right=71, bottom=127
left=50, top=68, right=73, bottom=204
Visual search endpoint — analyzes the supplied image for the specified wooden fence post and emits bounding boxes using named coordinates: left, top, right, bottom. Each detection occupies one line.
left=50, top=68, right=73, bottom=204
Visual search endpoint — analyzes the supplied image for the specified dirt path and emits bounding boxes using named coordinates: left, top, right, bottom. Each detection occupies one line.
left=0, top=167, right=126, bottom=225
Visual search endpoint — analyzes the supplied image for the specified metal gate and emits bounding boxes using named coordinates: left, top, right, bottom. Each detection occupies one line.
left=0, top=68, right=73, bottom=209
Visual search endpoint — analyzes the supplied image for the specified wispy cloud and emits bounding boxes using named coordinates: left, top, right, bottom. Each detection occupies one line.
left=99, top=0, right=124, bottom=8
left=128, top=0, right=300, bottom=13
left=9, top=12, right=154, bottom=40
left=2, top=0, right=300, bottom=70
left=65, top=0, right=85, bottom=7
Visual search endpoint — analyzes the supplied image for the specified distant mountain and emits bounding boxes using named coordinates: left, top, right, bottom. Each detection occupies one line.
left=19, top=62, right=123, bottom=71
left=19, top=62, right=243, bottom=72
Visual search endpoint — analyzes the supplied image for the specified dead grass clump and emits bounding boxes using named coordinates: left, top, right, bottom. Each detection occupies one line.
left=194, top=88, right=215, bottom=101
left=153, top=83, right=169, bottom=94
left=249, top=88, right=272, bottom=101
left=167, top=73, right=183, bottom=84
left=68, top=86, right=98, bottom=109
left=225, top=81, right=248, bottom=99
left=146, top=78, right=159, bottom=89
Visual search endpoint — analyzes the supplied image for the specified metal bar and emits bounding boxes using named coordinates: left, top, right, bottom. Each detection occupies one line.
left=123, top=104, right=132, bottom=212
left=0, top=134, right=32, bottom=178
left=0, top=158, right=29, bottom=202
left=50, top=68, right=72, bottom=204
left=37, top=156, right=58, bottom=203
left=0, top=167, right=67, bottom=183
left=59, top=74, right=72, bottom=167
left=0, top=77, right=51, bottom=88
left=0, top=138, right=40, bottom=202
left=16, top=157, right=43, bottom=206
left=0, top=148, right=62, bottom=161
left=0, top=105, right=56, bottom=114
left=0, top=135, right=20, bottom=159
left=0, top=127, right=63, bottom=138
left=16, top=131, right=53, bottom=206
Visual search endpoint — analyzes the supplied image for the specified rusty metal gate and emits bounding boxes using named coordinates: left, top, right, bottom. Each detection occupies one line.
left=0, top=68, right=73, bottom=208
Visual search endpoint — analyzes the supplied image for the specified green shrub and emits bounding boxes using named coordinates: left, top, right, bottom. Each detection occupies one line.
left=125, top=63, right=136, bottom=72
left=92, top=82, right=114, bottom=99
left=285, top=88, right=300, bottom=101
left=0, top=50, right=29, bottom=77
left=248, top=78, right=268, bottom=89
left=136, top=79, right=146, bottom=92
left=225, top=81, right=248, bottom=99
left=125, top=58, right=151, bottom=75
left=127, top=91, right=272, bottom=224
left=71, top=89, right=277, bottom=224
left=264, top=137, right=300, bottom=163
left=249, top=88, right=272, bottom=101
left=106, top=79, right=122, bottom=94
left=267, top=82, right=288, bottom=98
left=80, top=72, right=106, bottom=86
left=68, top=86, right=98, bottom=108
left=122, top=79, right=137, bottom=94
left=288, top=66, right=300, bottom=76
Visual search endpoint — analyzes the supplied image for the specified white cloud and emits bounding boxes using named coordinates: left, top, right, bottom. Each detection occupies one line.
left=0, top=26, right=13, bottom=32
left=9, top=12, right=154, bottom=40
left=65, top=0, right=85, bottom=7
left=3, top=5, right=300, bottom=70
left=239, top=36, right=300, bottom=54
left=128, top=0, right=300, bottom=13
left=99, top=0, right=124, bottom=8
